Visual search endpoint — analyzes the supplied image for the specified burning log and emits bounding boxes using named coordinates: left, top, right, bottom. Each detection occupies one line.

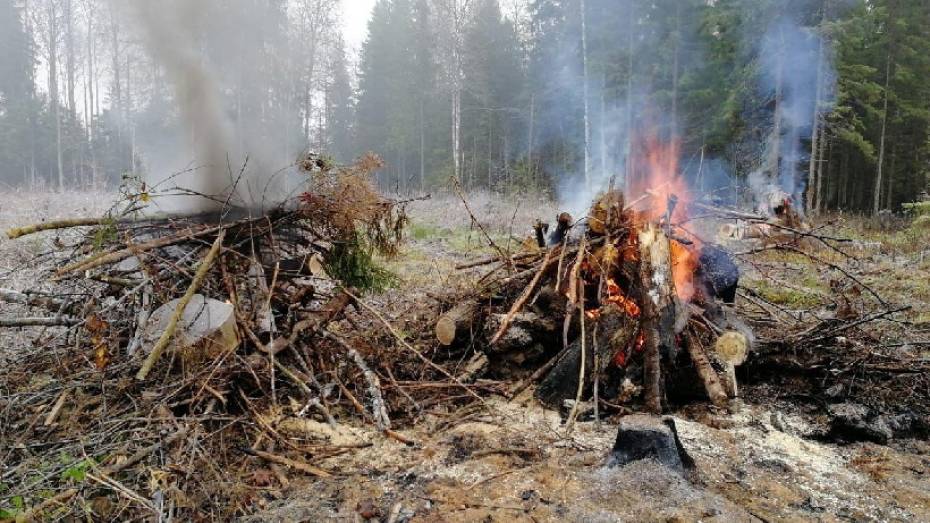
left=636, top=223, right=681, bottom=413
left=536, top=305, right=637, bottom=409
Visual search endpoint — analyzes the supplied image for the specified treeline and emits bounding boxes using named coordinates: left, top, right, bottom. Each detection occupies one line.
left=355, top=0, right=930, bottom=214
left=0, top=0, right=351, bottom=191
left=1, top=0, right=928, bottom=215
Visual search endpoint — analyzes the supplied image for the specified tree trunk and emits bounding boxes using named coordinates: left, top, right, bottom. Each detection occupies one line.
left=420, top=98, right=425, bottom=192
left=47, top=0, right=63, bottom=191
left=873, top=0, right=897, bottom=216
left=807, top=0, right=828, bottom=215
left=65, top=0, right=75, bottom=115
left=873, top=55, right=892, bottom=216
left=815, top=130, right=828, bottom=213
left=886, top=145, right=897, bottom=210
left=769, top=25, right=785, bottom=185
left=527, top=92, right=535, bottom=185
left=580, top=0, right=591, bottom=192
left=488, top=114, right=493, bottom=190
left=109, top=3, right=121, bottom=139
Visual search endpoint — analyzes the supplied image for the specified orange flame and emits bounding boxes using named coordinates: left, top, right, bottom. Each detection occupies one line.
left=628, top=127, right=700, bottom=303
left=628, top=130, right=688, bottom=224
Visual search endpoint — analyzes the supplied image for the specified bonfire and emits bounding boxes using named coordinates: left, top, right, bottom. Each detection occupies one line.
left=437, top=133, right=751, bottom=421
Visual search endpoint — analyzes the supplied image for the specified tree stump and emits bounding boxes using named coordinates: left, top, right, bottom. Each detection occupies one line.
left=607, top=414, right=694, bottom=476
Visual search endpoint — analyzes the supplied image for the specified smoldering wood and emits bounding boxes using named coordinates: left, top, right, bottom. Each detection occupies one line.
left=535, top=306, right=638, bottom=409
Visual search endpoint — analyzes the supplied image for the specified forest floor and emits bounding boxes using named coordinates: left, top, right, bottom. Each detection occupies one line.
left=1, top=191, right=929, bottom=522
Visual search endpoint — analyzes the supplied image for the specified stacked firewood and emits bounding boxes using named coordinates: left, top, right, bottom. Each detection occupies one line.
left=438, top=190, right=752, bottom=417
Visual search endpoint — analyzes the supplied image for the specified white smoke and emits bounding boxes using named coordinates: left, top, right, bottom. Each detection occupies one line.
left=755, top=17, right=836, bottom=211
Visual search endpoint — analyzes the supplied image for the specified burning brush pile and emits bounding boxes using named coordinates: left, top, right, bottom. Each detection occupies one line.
left=0, top=154, right=438, bottom=520
left=441, top=169, right=752, bottom=420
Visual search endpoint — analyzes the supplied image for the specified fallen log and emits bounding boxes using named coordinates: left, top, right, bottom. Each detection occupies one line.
left=683, top=333, right=729, bottom=408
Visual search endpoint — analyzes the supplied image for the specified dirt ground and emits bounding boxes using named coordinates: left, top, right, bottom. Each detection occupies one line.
left=2, top=191, right=929, bottom=522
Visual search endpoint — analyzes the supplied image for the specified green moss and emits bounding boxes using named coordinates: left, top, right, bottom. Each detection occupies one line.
left=748, top=279, right=823, bottom=309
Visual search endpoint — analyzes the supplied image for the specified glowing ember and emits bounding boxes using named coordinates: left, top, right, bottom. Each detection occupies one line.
left=605, top=279, right=641, bottom=317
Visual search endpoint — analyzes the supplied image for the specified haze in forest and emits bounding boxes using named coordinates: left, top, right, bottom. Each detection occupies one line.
left=0, top=0, right=927, bottom=216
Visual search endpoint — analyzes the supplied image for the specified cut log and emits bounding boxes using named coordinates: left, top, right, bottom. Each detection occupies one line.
left=637, top=223, right=679, bottom=414
left=536, top=306, right=637, bottom=409
left=436, top=301, right=480, bottom=347
left=714, top=330, right=749, bottom=398
left=141, top=294, right=239, bottom=371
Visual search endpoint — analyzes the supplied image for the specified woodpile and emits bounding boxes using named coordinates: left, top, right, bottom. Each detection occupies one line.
left=440, top=189, right=753, bottom=417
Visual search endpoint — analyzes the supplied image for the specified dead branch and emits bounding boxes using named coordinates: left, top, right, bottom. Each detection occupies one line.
left=6, top=217, right=116, bottom=239
left=323, top=330, right=391, bottom=431
left=0, top=316, right=79, bottom=327
left=489, top=247, right=560, bottom=346
left=243, top=448, right=332, bottom=478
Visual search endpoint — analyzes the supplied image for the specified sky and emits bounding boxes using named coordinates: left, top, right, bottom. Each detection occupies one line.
left=340, top=0, right=528, bottom=53
left=342, top=0, right=378, bottom=52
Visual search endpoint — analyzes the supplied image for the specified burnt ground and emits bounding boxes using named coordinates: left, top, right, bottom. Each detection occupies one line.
left=1, top=191, right=929, bottom=522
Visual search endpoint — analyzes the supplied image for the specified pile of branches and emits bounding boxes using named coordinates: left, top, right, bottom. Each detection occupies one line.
left=0, top=154, right=458, bottom=521
left=436, top=189, right=752, bottom=423
left=437, top=188, right=927, bottom=427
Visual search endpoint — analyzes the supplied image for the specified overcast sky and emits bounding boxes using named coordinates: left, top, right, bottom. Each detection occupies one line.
left=340, top=0, right=527, bottom=53
left=342, top=0, right=378, bottom=52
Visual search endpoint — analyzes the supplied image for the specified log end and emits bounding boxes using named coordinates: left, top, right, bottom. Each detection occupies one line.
left=715, top=331, right=749, bottom=366
left=436, top=316, right=458, bottom=347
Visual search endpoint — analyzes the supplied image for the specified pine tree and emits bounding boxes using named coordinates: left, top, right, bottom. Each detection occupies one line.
left=0, top=0, right=37, bottom=186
